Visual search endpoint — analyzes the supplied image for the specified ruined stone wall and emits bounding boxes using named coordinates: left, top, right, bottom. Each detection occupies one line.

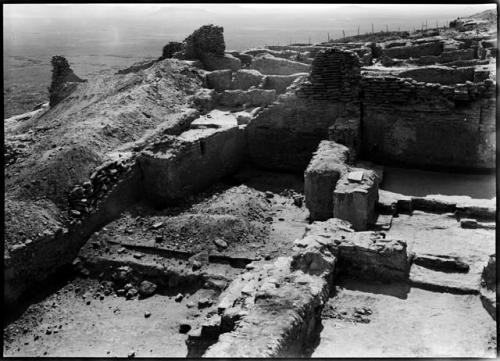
left=381, top=41, right=443, bottom=59
left=398, top=66, right=475, bottom=85
left=361, top=76, right=496, bottom=170
left=297, top=48, right=361, bottom=103
left=247, top=94, right=348, bottom=171
left=247, top=48, right=362, bottom=172
left=139, top=126, right=246, bottom=206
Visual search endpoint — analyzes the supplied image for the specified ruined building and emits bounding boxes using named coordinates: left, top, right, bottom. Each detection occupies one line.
left=4, top=14, right=497, bottom=358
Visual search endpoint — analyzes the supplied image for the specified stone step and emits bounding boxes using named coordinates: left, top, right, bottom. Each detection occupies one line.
left=409, top=264, right=480, bottom=294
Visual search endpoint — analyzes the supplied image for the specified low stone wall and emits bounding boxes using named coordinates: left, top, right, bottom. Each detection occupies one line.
left=398, top=66, right=475, bottom=85
left=5, top=160, right=143, bottom=307
left=415, top=49, right=476, bottom=65
left=217, top=89, right=276, bottom=107
left=361, top=76, right=496, bottom=170
left=382, top=41, right=444, bottom=59
left=139, top=125, right=246, bottom=206
left=262, top=73, right=308, bottom=94
left=250, top=55, right=310, bottom=75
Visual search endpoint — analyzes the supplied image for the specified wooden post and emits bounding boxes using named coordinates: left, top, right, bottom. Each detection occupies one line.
left=328, top=32, right=330, bottom=42
left=342, top=29, right=345, bottom=39
left=372, top=23, right=374, bottom=34
left=357, top=26, right=360, bottom=36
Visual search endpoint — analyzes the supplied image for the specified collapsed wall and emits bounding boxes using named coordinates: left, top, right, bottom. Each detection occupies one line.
left=247, top=48, right=362, bottom=172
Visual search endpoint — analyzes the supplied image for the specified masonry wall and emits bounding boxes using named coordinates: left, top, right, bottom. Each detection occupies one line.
left=361, top=76, right=496, bottom=170
left=247, top=48, right=362, bottom=172
left=139, top=126, right=246, bottom=206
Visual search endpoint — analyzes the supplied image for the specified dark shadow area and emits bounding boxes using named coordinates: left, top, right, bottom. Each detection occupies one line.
left=231, top=164, right=305, bottom=194
left=334, top=276, right=411, bottom=300
left=3, top=265, right=77, bottom=328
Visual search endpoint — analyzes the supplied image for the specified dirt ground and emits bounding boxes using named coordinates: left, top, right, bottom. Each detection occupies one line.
left=3, top=278, right=220, bottom=357
left=313, top=279, right=496, bottom=358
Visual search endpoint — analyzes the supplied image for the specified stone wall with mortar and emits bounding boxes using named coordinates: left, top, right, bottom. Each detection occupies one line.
left=360, top=75, right=496, bottom=170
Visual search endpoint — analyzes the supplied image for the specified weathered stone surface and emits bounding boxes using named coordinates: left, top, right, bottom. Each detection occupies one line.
left=304, top=141, right=350, bottom=221
left=409, top=264, right=480, bottom=294
left=192, top=88, right=216, bottom=113
left=334, top=231, right=411, bottom=281
left=201, top=53, right=241, bottom=71
left=291, top=235, right=337, bottom=276
left=205, top=70, right=233, bottom=91
left=231, top=69, right=265, bottom=90
left=49, top=56, right=86, bottom=107
left=139, top=125, right=246, bottom=206
left=381, top=41, right=444, bottom=59
left=333, top=168, right=379, bottom=231
left=361, top=76, right=496, bottom=170
left=262, top=73, right=308, bottom=94
left=328, top=117, right=361, bottom=159
left=398, top=66, right=474, bottom=85
left=413, top=253, right=469, bottom=273
left=184, top=24, right=225, bottom=59
left=161, top=41, right=184, bottom=59
left=377, top=190, right=413, bottom=214
left=250, top=54, right=310, bottom=75
left=303, top=218, right=354, bottom=238
left=217, top=89, right=275, bottom=108
left=138, top=280, right=157, bottom=298
left=202, top=254, right=332, bottom=357
left=247, top=94, right=348, bottom=171
left=480, top=255, right=496, bottom=319
left=247, top=89, right=276, bottom=107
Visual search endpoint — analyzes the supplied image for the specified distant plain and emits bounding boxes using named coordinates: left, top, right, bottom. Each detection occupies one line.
left=3, top=4, right=494, bottom=118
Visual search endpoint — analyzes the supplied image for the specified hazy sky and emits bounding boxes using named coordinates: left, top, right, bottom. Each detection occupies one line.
left=3, top=3, right=496, bottom=53
left=4, top=3, right=496, bottom=19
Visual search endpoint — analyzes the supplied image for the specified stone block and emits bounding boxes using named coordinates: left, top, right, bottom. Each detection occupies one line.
left=304, top=141, right=350, bottom=221
left=334, top=231, right=411, bottom=281
left=250, top=54, right=310, bottom=75
left=231, top=69, right=265, bottom=90
left=333, top=168, right=379, bottom=231
left=247, top=89, right=276, bottom=107
left=206, top=70, right=233, bottom=91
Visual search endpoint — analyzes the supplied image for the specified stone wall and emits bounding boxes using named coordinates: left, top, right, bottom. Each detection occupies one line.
left=246, top=94, right=348, bottom=171
left=360, top=76, right=496, bottom=170
left=398, top=66, right=475, bottom=85
left=250, top=55, right=310, bottom=75
left=381, top=41, right=443, bottom=59
left=296, top=48, right=361, bottom=102
left=139, top=126, right=246, bottom=206
left=247, top=48, right=362, bottom=172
